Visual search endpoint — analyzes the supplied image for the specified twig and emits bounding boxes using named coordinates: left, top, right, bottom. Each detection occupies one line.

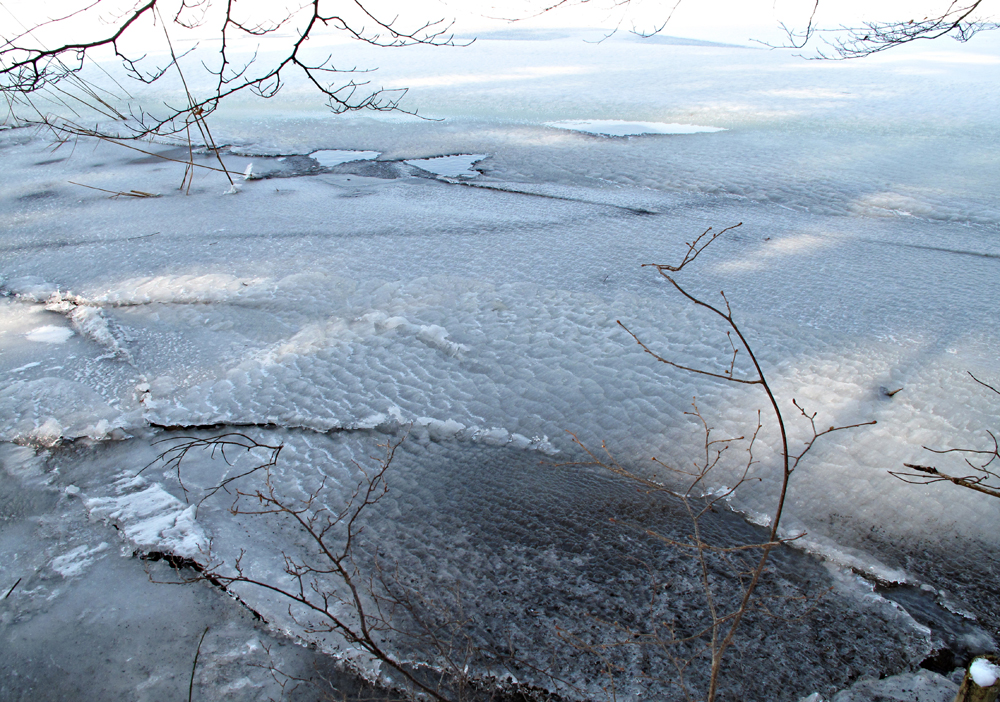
left=68, top=181, right=160, bottom=198
left=189, top=626, right=210, bottom=702
left=4, top=578, right=21, bottom=599
left=890, top=373, right=1000, bottom=500
left=892, top=464, right=1000, bottom=500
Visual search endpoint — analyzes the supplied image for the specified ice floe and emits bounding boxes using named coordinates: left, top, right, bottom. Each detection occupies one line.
left=404, top=154, right=487, bottom=177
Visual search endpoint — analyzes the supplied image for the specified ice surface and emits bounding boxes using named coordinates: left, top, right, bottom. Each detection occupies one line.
left=404, top=154, right=487, bottom=177
left=0, top=460, right=362, bottom=701
left=798, top=670, right=959, bottom=702
left=310, top=149, right=381, bottom=167
left=0, top=378, right=127, bottom=446
left=544, top=119, right=726, bottom=136
left=2, top=24, right=1000, bottom=701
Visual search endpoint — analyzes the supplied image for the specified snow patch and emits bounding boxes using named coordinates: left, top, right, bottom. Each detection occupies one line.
left=85, top=474, right=208, bottom=560
left=970, top=658, right=1000, bottom=688
left=544, top=120, right=726, bottom=136
left=25, top=325, right=74, bottom=344
left=50, top=542, right=110, bottom=578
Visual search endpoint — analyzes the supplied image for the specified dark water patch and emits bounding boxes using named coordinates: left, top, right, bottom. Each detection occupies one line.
left=355, top=440, right=928, bottom=701
left=866, top=238, right=1000, bottom=261
left=875, top=583, right=997, bottom=673
left=330, top=159, right=410, bottom=179
left=126, top=145, right=196, bottom=166
left=826, top=515, right=1000, bottom=637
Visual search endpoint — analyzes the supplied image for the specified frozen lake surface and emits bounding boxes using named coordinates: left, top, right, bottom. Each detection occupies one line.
left=1, top=24, right=999, bottom=701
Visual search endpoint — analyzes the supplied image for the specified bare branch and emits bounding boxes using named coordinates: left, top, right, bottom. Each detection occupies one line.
left=890, top=373, right=1000, bottom=500
left=774, top=1, right=997, bottom=59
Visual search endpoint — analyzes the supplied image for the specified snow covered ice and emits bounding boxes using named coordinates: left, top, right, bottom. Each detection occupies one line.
left=1, top=19, right=999, bottom=701
left=544, top=120, right=727, bottom=136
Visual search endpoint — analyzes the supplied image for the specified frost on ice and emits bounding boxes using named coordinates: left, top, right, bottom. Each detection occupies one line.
left=50, top=542, right=110, bottom=578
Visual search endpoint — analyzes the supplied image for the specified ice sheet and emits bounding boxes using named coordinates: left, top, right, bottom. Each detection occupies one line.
left=404, top=154, right=487, bottom=177
left=310, top=149, right=381, bottom=167
left=2, top=25, right=999, bottom=701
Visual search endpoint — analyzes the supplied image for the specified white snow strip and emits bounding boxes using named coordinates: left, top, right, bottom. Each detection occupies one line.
left=85, top=476, right=208, bottom=560
left=94, top=273, right=261, bottom=305
left=50, top=542, right=109, bottom=578
left=544, top=120, right=726, bottom=136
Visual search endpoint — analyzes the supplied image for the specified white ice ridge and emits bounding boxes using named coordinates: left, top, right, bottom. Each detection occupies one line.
left=85, top=473, right=208, bottom=560
left=310, top=149, right=380, bottom=167
left=1, top=275, right=60, bottom=301
left=2, top=276, right=133, bottom=360
left=404, top=154, right=487, bottom=178
left=45, top=294, right=133, bottom=362
left=544, top=120, right=726, bottom=136
left=385, top=406, right=557, bottom=453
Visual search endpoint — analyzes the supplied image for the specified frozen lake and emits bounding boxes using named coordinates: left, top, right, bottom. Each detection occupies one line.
left=1, top=22, right=999, bottom=701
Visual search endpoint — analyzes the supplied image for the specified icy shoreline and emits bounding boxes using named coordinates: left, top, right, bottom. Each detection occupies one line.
left=3, top=26, right=1000, bottom=700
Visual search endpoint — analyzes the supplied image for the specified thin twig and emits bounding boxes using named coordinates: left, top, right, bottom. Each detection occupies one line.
left=4, top=578, right=21, bottom=599
left=68, top=181, right=160, bottom=198
left=189, top=626, right=210, bottom=702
